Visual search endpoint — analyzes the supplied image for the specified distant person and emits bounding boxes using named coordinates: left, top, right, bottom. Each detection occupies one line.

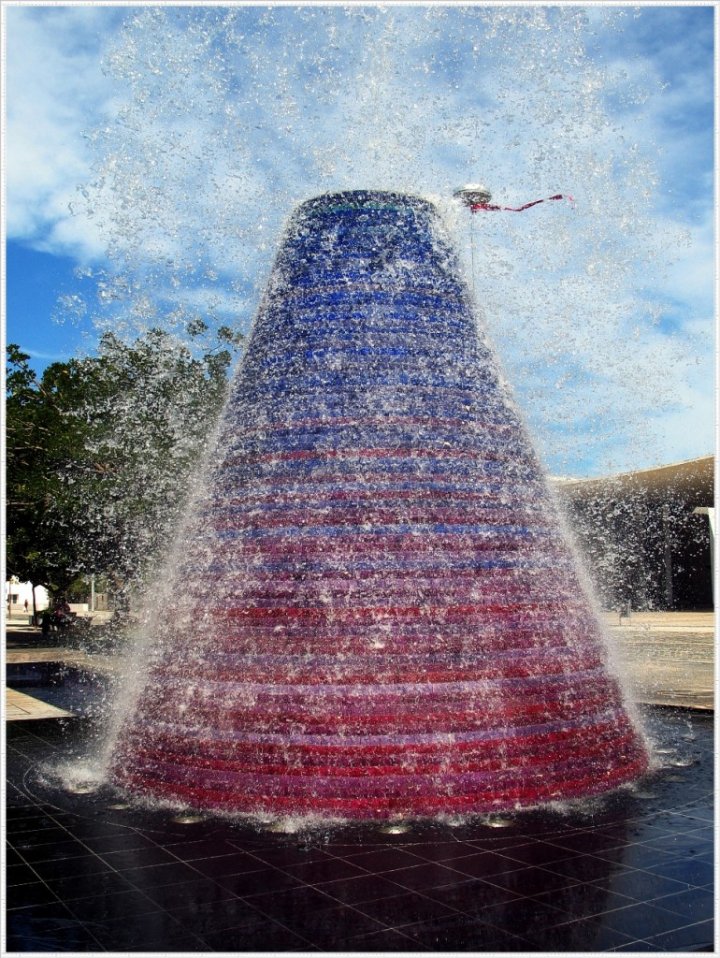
left=42, top=597, right=75, bottom=635
left=24, top=599, right=29, bottom=613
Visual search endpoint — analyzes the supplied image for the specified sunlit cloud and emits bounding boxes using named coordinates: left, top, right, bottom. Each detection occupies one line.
left=5, top=6, right=124, bottom=260
left=19, top=347, right=74, bottom=362
left=4, top=4, right=714, bottom=476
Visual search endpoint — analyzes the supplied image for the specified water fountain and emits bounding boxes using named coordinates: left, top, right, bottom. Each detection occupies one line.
left=107, top=189, right=649, bottom=819
left=7, top=9, right=713, bottom=951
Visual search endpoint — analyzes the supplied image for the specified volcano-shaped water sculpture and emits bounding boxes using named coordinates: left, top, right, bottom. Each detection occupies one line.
left=110, top=190, right=649, bottom=818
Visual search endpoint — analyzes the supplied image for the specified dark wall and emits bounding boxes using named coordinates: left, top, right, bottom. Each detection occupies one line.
left=557, top=485, right=713, bottom=612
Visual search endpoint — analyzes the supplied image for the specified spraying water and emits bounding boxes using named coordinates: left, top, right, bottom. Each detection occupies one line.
left=44, top=7, right=699, bottom=816
left=79, top=6, right=688, bottom=478
left=104, top=190, right=649, bottom=819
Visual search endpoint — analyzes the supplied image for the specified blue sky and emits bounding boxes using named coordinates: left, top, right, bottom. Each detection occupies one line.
left=4, top=3, right=715, bottom=477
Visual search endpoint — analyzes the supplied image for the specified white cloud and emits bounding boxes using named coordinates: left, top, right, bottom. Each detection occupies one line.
left=5, top=6, right=123, bottom=260
left=4, top=5, right=714, bottom=476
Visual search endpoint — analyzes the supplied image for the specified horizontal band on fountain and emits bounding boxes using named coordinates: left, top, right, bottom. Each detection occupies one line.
left=109, top=190, right=649, bottom=819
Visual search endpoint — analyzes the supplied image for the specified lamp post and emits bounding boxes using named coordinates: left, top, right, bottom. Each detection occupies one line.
left=453, top=184, right=491, bottom=298
left=453, top=183, right=492, bottom=207
left=661, top=504, right=674, bottom=610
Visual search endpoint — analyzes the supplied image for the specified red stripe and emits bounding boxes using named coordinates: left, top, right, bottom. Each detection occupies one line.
left=177, top=626, right=602, bottom=657
left=213, top=538, right=535, bottom=559
left=220, top=489, right=529, bottom=509
left=141, top=688, right=623, bottom=735
left=217, top=471, right=545, bottom=491
left=114, top=754, right=647, bottom=817
left=210, top=508, right=542, bottom=531
left=124, top=715, right=635, bottom=764
left=224, top=601, right=581, bottom=623
left=158, top=653, right=603, bottom=687
left=225, top=446, right=504, bottom=466
left=130, top=742, right=639, bottom=782
left=224, top=575, right=579, bottom=596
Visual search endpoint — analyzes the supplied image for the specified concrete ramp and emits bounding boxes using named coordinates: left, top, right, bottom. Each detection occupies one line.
left=6, top=688, right=74, bottom=721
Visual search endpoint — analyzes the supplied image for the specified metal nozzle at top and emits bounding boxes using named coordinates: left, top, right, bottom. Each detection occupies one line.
left=453, top=184, right=492, bottom=207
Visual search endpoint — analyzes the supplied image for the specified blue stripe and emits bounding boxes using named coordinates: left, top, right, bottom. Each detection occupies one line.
left=215, top=523, right=541, bottom=540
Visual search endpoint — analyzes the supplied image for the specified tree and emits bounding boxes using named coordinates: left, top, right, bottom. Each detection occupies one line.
left=6, top=344, right=91, bottom=594
left=6, top=326, right=242, bottom=603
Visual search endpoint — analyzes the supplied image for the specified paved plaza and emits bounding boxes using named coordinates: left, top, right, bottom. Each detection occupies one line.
left=4, top=612, right=715, bottom=952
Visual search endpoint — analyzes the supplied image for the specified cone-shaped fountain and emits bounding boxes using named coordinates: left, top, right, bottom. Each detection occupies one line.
left=109, top=190, right=649, bottom=819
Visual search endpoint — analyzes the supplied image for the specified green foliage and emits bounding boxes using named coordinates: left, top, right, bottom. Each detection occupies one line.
left=5, top=345, right=80, bottom=592
left=6, top=327, right=242, bottom=601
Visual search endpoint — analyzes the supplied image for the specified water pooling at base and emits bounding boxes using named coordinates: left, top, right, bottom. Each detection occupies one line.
left=46, top=8, right=702, bottom=821
left=104, top=191, right=650, bottom=819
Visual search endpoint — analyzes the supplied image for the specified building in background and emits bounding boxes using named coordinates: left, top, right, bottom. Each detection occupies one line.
left=5, top=578, right=50, bottom=617
left=5, top=458, right=714, bottom=619
left=553, top=455, right=714, bottom=612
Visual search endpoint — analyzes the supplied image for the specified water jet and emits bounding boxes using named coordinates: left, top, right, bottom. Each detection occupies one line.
left=108, top=190, right=649, bottom=820
left=264, top=819, right=301, bottom=834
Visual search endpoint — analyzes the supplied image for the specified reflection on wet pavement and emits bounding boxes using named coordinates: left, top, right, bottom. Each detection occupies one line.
left=6, top=708, right=713, bottom=952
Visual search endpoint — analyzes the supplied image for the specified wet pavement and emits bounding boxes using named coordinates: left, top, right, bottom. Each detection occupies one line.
left=5, top=705, right=714, bottom=952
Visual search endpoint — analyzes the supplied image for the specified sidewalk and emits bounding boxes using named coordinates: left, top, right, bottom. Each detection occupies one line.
left=6, top=688, right=74, bottom=721
left=604, top=611, right=714, bottom=711
left=5, top=610, right=116, bottom=628
left=5, top=619, right=124, bottom=720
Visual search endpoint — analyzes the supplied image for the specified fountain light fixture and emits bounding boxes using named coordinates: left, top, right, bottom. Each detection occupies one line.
left=264, top=819, right=300, bottom=834
left=453, top=183, right=492, bottom=207
left=66, top=782, right=100, bottom=795
left=379, top=822, right=411, bottom=835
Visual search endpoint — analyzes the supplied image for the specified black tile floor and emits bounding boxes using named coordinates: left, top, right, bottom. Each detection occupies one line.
left=5, top=707, right=714, bottom=953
